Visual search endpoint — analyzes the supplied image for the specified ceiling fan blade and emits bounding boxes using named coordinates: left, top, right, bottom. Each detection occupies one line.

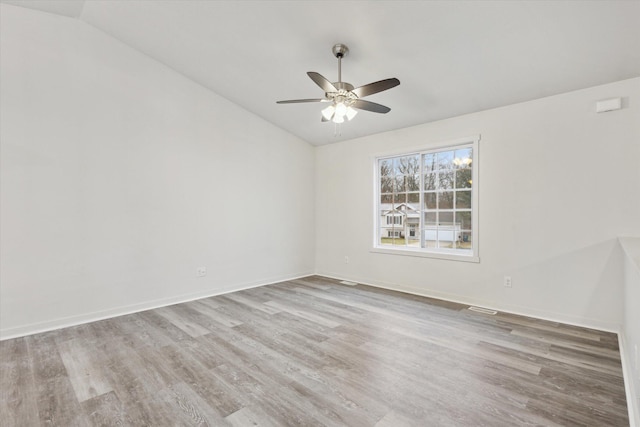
left=276, top=98, right=329, bottom=104
left=351, top=78, right=400, bottom=98
left=321, top=116, right=330, bottom=122
left=352, top=99, right=391, bottom=114
left=307, top=72, right=338, bottom=93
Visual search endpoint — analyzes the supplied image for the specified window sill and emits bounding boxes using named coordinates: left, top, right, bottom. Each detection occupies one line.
left=371, top=246, right=480, bottom=263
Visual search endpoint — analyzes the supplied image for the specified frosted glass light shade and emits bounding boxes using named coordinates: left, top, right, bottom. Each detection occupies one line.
left=335, top=102, right=347, bottom=117
left=322, top=105, right=335, bottom=120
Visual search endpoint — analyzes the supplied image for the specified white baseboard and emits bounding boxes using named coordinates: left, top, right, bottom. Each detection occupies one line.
left=315, top=271, right=622, bottom=333
left=0, top=271, right=313, bottom=340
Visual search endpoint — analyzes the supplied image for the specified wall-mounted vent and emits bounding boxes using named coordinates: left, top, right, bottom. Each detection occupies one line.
left=595, top=97, right=622, bottom=113
left=468, top=306, right=497, bottom=315
left=339, top=280, right=358, bottom=286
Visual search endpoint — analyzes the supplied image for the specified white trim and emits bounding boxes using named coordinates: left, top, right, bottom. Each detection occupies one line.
left=0, top=271, right=313, bottom=340
left=370, top=247, right=480, bottom=263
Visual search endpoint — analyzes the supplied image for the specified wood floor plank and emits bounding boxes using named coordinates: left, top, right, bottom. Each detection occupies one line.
left=35, top=375, right=92, bottom=426
left=110, top=312, right=177, bottom=349
left=157, top=342, right=246, bottom=417
left=264, top=300, right=341, bottom=328
left=223, top=292, right=283, bottom=315
left=0, top=338, right=40, bottom=427
left=137, top=309, right=194, bottom=343
left=156, top=381, right=232, bottom=426
left=375, top=409, right=421, bottom=427
left=154, top=305, right=212, bottom=337
left=211, top=362, right=328, bottom=426
left=225, top=406, right=280, bottom=427
left=24, top=334, right=93, bottom=425
left=56, top=338, right=113, bottom=402
left=81, top=390, right=129, bottom=426
left=0, top=275, right=629, bottom=426
left=189, top=299, right=245, bottom=328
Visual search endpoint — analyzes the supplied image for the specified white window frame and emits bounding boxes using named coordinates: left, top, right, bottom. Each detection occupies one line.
left=372, top=135, right=480, bottom=263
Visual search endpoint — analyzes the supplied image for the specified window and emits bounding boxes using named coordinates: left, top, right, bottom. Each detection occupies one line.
left=386, top=215, right=403, bottom=225
left=374, top=136, right=479, bottom=261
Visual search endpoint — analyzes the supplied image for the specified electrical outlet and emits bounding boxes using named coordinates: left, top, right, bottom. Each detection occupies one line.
left=344, top=256, right=349, bottom=264
left=504, top=276, right=512, bottom=288
left=196, top=267, right=207, bottom=277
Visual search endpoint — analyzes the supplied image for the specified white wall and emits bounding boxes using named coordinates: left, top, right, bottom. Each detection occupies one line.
left=0, top=4, right=315, bottom=338
left=316, top=77, right=640, bottom=331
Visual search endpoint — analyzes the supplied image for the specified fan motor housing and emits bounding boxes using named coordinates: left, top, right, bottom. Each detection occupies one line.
left=331, top=82, right=354, bottom=91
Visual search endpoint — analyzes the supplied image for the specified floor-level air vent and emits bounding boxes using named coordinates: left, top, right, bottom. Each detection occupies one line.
left=339, top=280, right=358, bottom=286
left=468, top=306, right=497, bottom=315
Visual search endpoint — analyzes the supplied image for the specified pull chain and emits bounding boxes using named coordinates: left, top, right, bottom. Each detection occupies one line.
left=333, top=122, right=342, bottom=137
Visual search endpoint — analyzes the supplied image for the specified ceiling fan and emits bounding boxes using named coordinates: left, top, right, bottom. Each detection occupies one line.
left=277, top=44, right=400, bottom=124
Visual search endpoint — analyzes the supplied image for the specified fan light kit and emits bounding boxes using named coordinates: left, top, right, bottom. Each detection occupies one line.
left=277, top=44, right=400, bottom=124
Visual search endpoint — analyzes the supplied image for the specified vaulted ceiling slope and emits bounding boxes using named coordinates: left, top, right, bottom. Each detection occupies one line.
left=3, top=0, right=640, bottom=145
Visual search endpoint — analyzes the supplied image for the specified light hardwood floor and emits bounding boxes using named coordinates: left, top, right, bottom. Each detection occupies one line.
left=0, top=276, right=629, bottom=426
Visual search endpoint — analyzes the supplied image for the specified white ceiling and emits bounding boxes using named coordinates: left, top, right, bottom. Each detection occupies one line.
left=4, top=0, right=640, bottom=146
left=2, top=0, right=84, bottom=17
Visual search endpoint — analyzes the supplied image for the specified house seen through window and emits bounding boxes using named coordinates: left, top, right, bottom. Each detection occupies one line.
left=375, top=137, right=478, bottom=260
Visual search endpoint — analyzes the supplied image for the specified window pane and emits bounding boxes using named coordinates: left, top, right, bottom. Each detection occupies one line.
left=439, top=191, right=454, bottom=209
left=455, top=190, right=471, bottom=209
left=460, top=231, right=473, bottom=247
left=381, top=194, right=393, bottom=204
left=406, top=155, right=420, bottom=175
left=453, top=233, right=471, bottom=249
left=394, top=155, right=420, bottom=175
left=381, top=176, right=394, bottom=193
left=394, top=176, right=406, bottom=193
left=424, top=212, right=437, bottom=225
left=439, top=171, right=455, bottom=189
left=424, top=153, right=437, bottom=172
left=380, top=203, right=394, bottom=246
left=407, top=174, right=420, bottom=191
left=438, top=236, right=455, bottom=249
left=394, top=193, right=406, bottom=203
left=456, top=211, right=472, bottom=229
left=437, top=151, right=454, bottom=170
left=380, top=228, right=394, bottom=245
left=407, top=192, right=420, bottom=203
left=424, top=193, right=437, bottom=209
left=380, top=159, right=393, bottom=176
left=455, top=169, right=472, bottom=189
left=436, top=229, right=454, bottom=248
left=439, top=211, right=454, bottom=225
left=408, top=233, right=419, bottom=246
left=424, top=213, right=437, bottom=247
left=436, top=211, right=455, bottom=249
left=453, top=148, right=472, bottom=169
left=392, top=157, right=404, bottom=175
left=424, top=173, right=437, bottom=191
